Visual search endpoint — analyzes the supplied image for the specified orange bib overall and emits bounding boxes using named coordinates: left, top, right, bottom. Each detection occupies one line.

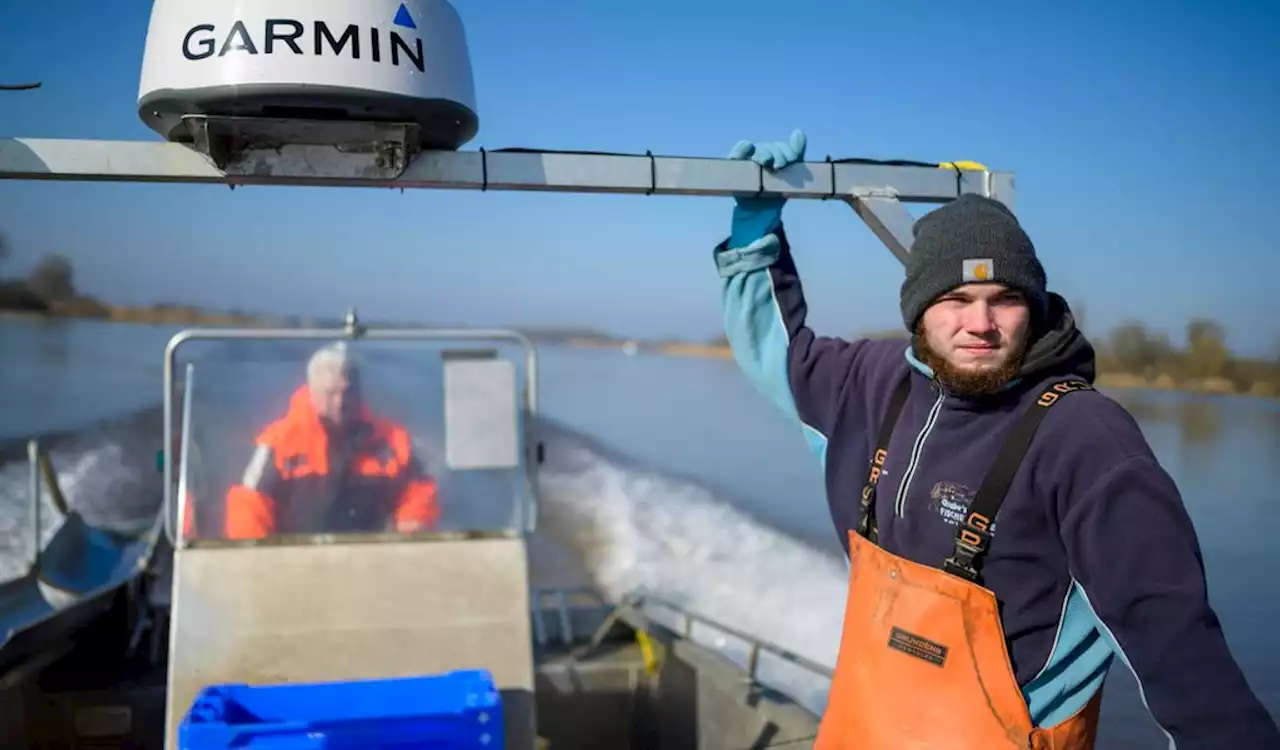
left=815, top=377, right=1102, bottom=750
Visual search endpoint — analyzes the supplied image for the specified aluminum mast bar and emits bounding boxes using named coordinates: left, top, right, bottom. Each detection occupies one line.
left=0, top=116, right=1016, bottom=263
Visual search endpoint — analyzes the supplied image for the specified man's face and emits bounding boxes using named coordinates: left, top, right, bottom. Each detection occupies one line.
left=310, top=371, right=361, bottom=426
left=915, top=283, right=1031, bottom=396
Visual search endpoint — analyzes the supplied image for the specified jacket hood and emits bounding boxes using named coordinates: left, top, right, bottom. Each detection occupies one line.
left=1018, top=292, right=1097, bottom=384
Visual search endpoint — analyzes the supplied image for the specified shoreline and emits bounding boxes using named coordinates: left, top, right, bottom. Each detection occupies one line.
left=4, top=308, right=1276, bottom=403
left=1, top=306, right=278, bottom=328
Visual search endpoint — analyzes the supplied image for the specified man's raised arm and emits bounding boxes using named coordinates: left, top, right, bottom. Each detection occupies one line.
left=714, top=129, right=876, bottom=458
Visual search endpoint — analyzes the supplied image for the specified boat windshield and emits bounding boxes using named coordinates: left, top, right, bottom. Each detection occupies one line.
left=170, top=335, right=532, bottom=543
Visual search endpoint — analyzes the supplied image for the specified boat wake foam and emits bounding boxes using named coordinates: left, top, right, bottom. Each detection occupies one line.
left=0, top=406, right=167, bottom=582
left=533, top=418, right=843, bottom=713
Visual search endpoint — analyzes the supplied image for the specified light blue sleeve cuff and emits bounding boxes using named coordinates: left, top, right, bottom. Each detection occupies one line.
left=715, top=234, right=782, bottom=278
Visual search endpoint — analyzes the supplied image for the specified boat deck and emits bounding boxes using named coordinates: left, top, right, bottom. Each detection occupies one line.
left=1, top=569, right=821, bottom=749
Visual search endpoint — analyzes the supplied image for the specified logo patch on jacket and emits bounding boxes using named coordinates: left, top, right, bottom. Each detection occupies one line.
left=928, top=482, right=999, bottom=534
left=887, top=627, right=948, bottom=667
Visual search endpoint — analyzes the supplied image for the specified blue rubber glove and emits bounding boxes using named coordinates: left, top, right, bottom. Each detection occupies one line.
left=728, top=129, right=807, bottom=170
left=727, top=129, right=807, bottom=250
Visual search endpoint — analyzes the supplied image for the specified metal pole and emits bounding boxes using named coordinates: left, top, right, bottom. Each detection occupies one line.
left=27, top=440, right=41, bottom=569
left=175, top=362, right=195, bottom=543
left=0, top=128, right=1011, bottom=263
left=38, top=451, right=70, bottom=516
left=0, top=135, right=1005, bottom=205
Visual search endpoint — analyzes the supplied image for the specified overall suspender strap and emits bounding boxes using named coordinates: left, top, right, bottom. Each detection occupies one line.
left=858, top=371, right=913, bottom=544
left=942, top=378, right=1095, bottom=583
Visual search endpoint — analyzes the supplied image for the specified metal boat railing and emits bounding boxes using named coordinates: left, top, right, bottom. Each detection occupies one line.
left=17, top=440, right=70, bottom=571
left=24, top=442, right=39, bottom=570
left=631, top=593, right=834, bottom=681
left=530, top=584, right=832, bottom=695
left=530, top=586, right=610, bottom=647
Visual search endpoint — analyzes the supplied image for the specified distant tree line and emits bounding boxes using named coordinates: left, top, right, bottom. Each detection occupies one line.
left=1092, top=319, right=1279, bottom=396
left=0, top=234, right=110, bottom=316
left=0, top=235, right=260, bottom=325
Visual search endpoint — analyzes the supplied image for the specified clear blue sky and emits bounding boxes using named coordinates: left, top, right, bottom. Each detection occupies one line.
left=2, top=1, right=1278, bottom=355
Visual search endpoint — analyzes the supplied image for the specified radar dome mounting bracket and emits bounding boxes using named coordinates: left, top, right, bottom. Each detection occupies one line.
left=182, top=115, right=420, bottom=180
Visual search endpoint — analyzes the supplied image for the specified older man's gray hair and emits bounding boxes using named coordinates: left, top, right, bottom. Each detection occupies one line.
left=307, top=341, right=361, bottom=387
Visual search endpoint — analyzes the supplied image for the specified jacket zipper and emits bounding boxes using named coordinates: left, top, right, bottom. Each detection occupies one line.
left=893, top=386, right=945, bottom=517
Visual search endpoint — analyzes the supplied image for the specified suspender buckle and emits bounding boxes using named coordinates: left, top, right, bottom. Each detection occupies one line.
left=857, top=484, right=878, bottom=541
left=942, top=550, right=980, bottom=582
left=943, top=520, right=991, bottom=583
left=856, top=513, right=878, bottom=543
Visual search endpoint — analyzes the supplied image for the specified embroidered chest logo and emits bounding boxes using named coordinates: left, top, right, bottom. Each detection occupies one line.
left=928, top=481, right=998, bottom=534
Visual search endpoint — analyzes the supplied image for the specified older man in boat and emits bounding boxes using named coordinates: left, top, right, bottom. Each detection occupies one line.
left=212, top=341, right=440, bottom=539
left=713, top=129, right=1280, bottom=748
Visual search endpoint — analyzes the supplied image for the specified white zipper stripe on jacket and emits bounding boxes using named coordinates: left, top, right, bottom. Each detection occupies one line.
left=894, top=388, right=946, bottom=517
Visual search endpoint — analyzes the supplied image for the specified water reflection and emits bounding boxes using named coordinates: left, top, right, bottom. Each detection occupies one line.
left=1102, top=389, right=1275, bottom=473
left=30, top=317, right=73, bottom=367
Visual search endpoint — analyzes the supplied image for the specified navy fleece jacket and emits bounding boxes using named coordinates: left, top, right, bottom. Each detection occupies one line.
left=713, top=220, right=1280, bottom=748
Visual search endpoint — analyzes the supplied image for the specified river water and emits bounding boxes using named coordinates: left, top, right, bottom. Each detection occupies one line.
left=1, top=315, right=1277, bottom=747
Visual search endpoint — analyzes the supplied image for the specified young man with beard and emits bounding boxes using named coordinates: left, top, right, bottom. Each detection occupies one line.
left=713, top=130, right=1278, bottom=749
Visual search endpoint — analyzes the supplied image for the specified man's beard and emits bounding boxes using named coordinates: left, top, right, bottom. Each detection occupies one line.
left=913, top=326, right=1028, bottom=398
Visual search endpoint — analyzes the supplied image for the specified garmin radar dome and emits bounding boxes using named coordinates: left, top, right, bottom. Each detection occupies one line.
left=136, top=0, right=479, bottom=150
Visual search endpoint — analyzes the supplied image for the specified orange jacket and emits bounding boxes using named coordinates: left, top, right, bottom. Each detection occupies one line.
left=222, top=385, right=439, bottom=539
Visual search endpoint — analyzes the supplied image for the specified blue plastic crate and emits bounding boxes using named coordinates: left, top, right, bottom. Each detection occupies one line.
left=178, top=669, right=503, bottom=749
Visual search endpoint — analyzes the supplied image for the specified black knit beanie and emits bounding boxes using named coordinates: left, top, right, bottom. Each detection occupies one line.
left=900, top=194, right=1048, bottom=332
